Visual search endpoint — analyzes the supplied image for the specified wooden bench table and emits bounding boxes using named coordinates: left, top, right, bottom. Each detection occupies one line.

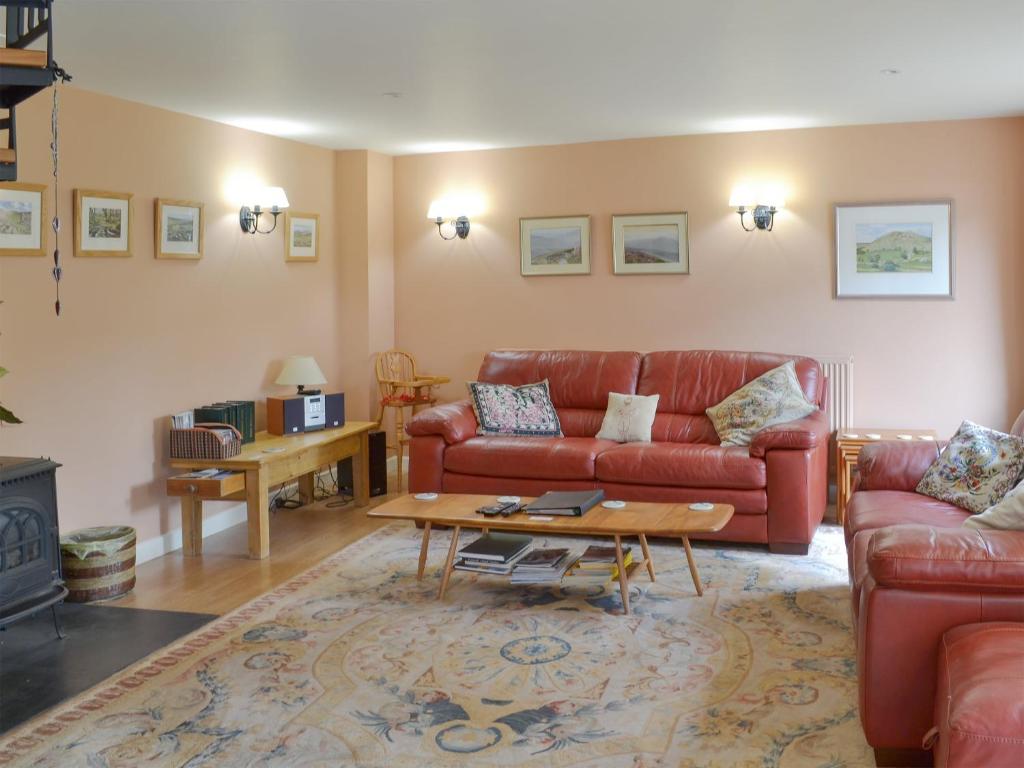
left=167, top=421, right=376, bottom=559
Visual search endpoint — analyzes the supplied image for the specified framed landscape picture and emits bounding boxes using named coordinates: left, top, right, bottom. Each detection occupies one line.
left=285, top=211, right=319, bottom=262
left=155, top=198, right=204, bottom=260
left=74, top=189, right=132, bottom=258
left=612, top=212, right=689, bottom=274
left=520, top=215, right=591, bottom=276
left=835, top=201, right=952, bottom=298
left=0, top=182, right=46, bottom=257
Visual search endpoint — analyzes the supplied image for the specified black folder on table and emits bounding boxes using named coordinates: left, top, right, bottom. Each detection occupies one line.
left=525, top=489, right=605, bottom=516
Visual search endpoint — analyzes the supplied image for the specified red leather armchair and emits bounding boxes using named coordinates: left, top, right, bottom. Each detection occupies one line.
left=408, top=349, right=830, bottom=553
left=846, top=441, right=1024, bottom=766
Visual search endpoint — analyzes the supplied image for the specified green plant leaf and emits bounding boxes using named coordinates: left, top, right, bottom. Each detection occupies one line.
left=0, top=366, right=8, bottom=377
left=0, top=404, right=22, bottom=424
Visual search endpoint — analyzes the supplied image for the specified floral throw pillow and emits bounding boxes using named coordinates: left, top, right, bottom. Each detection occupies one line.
left=596, top=392, right=660, bottom=443
left=467, top=379, right=562, bottom=437
left=917, top=420, right=1024, bottom=513
left=705, top=361, right=817, bottom=447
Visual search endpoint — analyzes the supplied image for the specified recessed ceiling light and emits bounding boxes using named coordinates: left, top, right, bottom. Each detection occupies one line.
left=880, top=68, right=902, bottom=76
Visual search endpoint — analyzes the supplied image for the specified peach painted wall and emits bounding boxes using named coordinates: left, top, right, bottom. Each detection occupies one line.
left=0, top=87, right=347, bottom=541
left=393, top=118, right=1024, bottom=437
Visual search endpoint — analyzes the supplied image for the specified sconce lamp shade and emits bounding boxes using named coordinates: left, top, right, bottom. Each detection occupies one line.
left=276, top=355, right=327, bottom=387
left=426, top=194, right=484, bottom=221
left=728, top=185, right=757, bottom=209
left=259, top=186, right=290, bottom=210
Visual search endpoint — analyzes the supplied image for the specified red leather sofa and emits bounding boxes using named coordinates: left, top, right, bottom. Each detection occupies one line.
left=845, top=441, right=1024, bottom=766
left=407, top=349, right=829, bottom=553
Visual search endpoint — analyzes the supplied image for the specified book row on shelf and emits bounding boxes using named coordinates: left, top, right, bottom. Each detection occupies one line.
left=454, top=532, right=634, bottom=587
left=171, top=401, right=256, bottom=444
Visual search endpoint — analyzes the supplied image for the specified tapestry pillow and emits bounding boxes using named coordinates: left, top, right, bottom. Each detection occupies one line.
left=916, top=420, right=1024, bottom=513
left=705, top=361, right=817, bottom=447
left=467, top=379, right=562, bottom=437
left=596, top=392, right=660, bottom=443
left=964, top=476, right=1024, bottom=531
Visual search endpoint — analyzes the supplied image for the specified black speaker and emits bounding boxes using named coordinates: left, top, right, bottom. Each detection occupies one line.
left=325, top=393, right=345, bottom=429
left=337, top=430, right=387, bottom=497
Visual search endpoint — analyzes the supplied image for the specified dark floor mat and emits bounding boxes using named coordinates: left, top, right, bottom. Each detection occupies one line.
left=0, top=602, right=215, bottom=733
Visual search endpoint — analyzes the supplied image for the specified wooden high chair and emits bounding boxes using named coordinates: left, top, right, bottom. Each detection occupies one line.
left=374, top=350, right=449, bottom=491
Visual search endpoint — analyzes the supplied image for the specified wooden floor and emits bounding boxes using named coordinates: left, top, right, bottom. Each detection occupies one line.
left=111, top=486, right=398, bottom=615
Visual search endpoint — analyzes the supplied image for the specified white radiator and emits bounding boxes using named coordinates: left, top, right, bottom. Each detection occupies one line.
left=812, top=354, right=854, bottom=434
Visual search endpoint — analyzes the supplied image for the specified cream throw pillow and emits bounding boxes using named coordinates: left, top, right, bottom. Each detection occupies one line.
left=596, top=392, right=660, bottom=443
left=705, top=361, right=816, bottom=447
left=964, top=476, right=1024, bottom=530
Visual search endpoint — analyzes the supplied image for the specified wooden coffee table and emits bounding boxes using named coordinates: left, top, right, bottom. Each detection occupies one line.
left=368, top=494, right=734, bottom=614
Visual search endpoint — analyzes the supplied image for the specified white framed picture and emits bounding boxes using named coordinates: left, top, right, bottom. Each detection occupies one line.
left=155, top=198, right=203, bottom=260
left=835, top=201, right=953, bottom=298
left=74, top=189, right=132, bottom=258
left=285, top=211, right=319, bottom=262
left=519, top=215, right=591, bottom=276
left=612, top=212, right=689, bottom=274
left=0, top=182, right=46, bottom=257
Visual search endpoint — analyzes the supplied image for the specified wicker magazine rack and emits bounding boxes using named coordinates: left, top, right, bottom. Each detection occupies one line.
left=169, top=422, right=242, bottom=460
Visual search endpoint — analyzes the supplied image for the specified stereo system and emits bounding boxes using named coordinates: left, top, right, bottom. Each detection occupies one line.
left=267, top=392, right=345, bottom=436
left=337, top=430, right=387, bottom=498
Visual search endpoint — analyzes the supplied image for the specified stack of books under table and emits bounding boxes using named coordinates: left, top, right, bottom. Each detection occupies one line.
left=454, top=532, right=533, bottom=575
left=562, top=544, right=633, bottom=587
left=510, top=548, right=575, bottom=585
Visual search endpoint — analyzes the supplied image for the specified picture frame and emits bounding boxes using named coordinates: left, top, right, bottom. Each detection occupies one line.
left=74, top=189, right=133, bottom=258
left=0, top=182, right=47, bottom=257
left=285, top=211, right=319, bottom=262
left=519, top=215, right=591, bottom=276
left=612, top=212, right=689, bottom=275
left=155, top=198, right=204, bottom=260
left=835, top=201, right=953, bottom=299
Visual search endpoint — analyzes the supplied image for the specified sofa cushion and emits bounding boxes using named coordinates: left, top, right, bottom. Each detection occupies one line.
left=595, top=442, right=766, bottom=489
left=933, top=623, right=1024, bottom=768
left=638, top=350, right=823, bottom=416
left=705, top=361, right=817, bottom=446
left=845, top=490, right=970, bottom=544
left=443, top=436, right=618, bottom=481
left=965, top=477, right=1024, bottom=531
left=916, top=420, right=1024, bottom=513
left=467, top=379, right=562, bottom=437
left=477, top=350, right=642, bottom=411
left=596, top=393, right=660, bottom=442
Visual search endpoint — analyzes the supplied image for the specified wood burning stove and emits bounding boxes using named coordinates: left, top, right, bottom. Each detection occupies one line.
left=0, top=457, right=66, bottom=634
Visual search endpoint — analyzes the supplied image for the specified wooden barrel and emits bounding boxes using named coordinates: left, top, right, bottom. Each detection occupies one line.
left=59, top=526, right=136, bottom=602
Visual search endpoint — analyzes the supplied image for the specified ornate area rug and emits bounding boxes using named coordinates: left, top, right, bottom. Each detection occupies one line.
left=0, top=522, right=872, bottom=767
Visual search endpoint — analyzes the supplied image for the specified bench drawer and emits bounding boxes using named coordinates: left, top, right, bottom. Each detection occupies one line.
left=166, top=471, right=245, bottom=499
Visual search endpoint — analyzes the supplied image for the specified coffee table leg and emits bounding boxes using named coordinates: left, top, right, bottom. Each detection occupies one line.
left=614, top=535, right=630, bottom=615
left=638, top=533, right=655, bottom=582
left=682, top=536, right=703, bottom=596
left=417, top=521, right=432, bottom=580
left=438, top=525, right=461, bottom=600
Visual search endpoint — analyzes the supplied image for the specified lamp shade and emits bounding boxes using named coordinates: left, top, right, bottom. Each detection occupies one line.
left=275, top=355, right=326, bottom=387
left=259, top=186, right=290, bottom=210
left=728, top=185, right=757, bottom=208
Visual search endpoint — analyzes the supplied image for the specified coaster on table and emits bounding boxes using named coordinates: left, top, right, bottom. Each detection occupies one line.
left=897, top=434, right=913, bottom=440
left=689, top=502, right=715, bottom=511
left=262, top=447, right=286, bottom=453
left=865, top=433, right=881, bottom=440
left=414, top=492, right=438, bottom=501
left=496, top=496, right=521, bottom=504
left=841, top=433, right=859, bottom=439
left=919, top=435, right=935, bottom=440
left=602, top=500, right=626, bottom=509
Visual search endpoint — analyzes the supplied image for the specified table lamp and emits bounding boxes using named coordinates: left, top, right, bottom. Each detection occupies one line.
left=276, top=355, right=327, bottom=395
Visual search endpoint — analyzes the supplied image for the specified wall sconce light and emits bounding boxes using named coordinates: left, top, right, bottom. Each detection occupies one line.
left=729, top=184, right=785, bottom=232
left=239, top=186, right=290, bottom=234
left=426, top=194, right=484, bottom=240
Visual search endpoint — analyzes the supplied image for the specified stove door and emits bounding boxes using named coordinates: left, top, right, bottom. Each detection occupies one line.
left=0, top=497, right=60, bottom=612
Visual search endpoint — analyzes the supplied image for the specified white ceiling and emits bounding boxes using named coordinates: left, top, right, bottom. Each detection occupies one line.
left=54, top=0, right=1024, bottom=155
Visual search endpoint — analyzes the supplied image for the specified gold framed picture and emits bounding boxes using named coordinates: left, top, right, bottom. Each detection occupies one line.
left=612, top=212, right=689, bottom=275
left=0, top=182, right=47, bottom=257
left=74, top=189, right=133, bottom=258
left=519, top=215, right=591, bottom=276
left=155, top=198, right=204, bottom=260
left=285, top=211, right=319, bottom=262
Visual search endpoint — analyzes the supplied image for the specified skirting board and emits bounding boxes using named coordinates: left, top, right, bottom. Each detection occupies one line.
left=136, top=456, right=408, bottom=565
